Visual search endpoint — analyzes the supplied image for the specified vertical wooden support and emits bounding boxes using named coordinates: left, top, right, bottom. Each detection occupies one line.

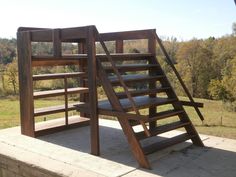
left=116, top=40, right=123, bottom=53
left=148, top=30, right=157, bottom=130
left=17, top=31, right=35, bottom=137
left=53, top=29, right=61, bottom=57
left=87, top=26, right=99, bottom=155
left=64, top=77, right=68, bottom=125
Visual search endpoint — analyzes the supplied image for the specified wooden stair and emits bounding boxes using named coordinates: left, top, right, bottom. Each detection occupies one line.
left=85, top=29, right=205, bottom=169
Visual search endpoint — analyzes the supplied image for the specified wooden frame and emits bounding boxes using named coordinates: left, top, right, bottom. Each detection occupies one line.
left=17, top=26, right=204, bottom=169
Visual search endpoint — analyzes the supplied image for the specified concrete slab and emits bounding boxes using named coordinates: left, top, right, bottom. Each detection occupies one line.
left=0, top=119, right=235, bottom=177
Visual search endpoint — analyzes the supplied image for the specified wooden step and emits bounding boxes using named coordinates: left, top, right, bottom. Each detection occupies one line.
left=98, top=53, right=154, bottom=61
left=136, top=121, right=190, bottom=140
left=104, top=64, right=158, bottom=72
left=34, top=87, right=89, bottom=99
left=98, top=96, right=178, bottom=112
left=116, top=87, right=171, bottom=99
left=34, top=102, right=86, bottom=117
left=33, top=72, right=86, bottom=81
left=143, top=133, right=194, bottom=155
left=109, top=74, right=165, bottom=86
left=148, top=110, right=185, bottom=122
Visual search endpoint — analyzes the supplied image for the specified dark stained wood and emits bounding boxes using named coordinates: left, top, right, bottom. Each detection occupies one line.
left=32, top=72, right=86, bottom=80
left=53, top=29, right=62, bottom=57
left=87, top=26, right=99, bottom=155
left=17, top=31, right=35, bottom=137
left=104, top=64, right=158, bottom=73
left=148, top=110, right=184, bottom=122
left=116, top=87, right=171, bottom=99
left=109, top=74, right=165, bottom=86
left=180, top=100, right=204, bottom=108
left=136, top=121, right=190, bottom=140
left=143, top=133, right=194, bottom=155
left=99, top=29, right=156, bottom=41
left=34, top=87, right=88, bottom=98
left=116, top=40, right=123, bottom=53
left=148, top=32, right=157, bottom=131
left=34, top=102, right=86, bottom=117
left=98, top=96, right=178, bottom=112
left=35, top=116, right=90, bottom=137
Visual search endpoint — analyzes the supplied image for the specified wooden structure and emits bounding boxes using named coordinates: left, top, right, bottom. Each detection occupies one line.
left=17, top=25, right=204, bottom=169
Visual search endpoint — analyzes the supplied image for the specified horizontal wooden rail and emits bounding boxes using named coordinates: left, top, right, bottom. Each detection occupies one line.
left=98, top=29, right=155, bottom=41
left=32, top=72, right=86, bottom=80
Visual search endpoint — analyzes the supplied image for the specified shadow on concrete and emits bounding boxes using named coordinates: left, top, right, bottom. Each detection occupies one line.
left=38, top=125, right=236, bottom=177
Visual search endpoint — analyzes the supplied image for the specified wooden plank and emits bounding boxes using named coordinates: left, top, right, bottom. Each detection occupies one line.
left=180, top=101, right=204, bottom=108
left=148, top=110, right=184, bottom=122
left=98, top=109, right=148, bottom=121
left=34, top=87, right=89, bottom=99
left=31, top=29, right=53, bottom=42
left=98, top=96, right=178, bottom=112
left=17, top=31, right=35, bottom=137
left=136, top=121, right=190, bottom=140
left=32, top=72, right=86, bottom=80
left=60, top=26, right=89, bottom=41
left=34, top=116, right=90, bottom=137
left=116, top=40, right=123, bottom=53
left=104, top=64, right=158, bottom=73
left=148, top=31, right=157, bottom=131
left=87, top=26, right=99, bottom=156
left=143, top=133, right=194, bottom=155
left=34, top=102, right=86, bottom=117
left=109, top=74, right=165, bottom=86
left=53, top=29, right=62, bottom=57
left=116, top=87, right=171, bottom=99
left=98, top=29, right=156, bottom=41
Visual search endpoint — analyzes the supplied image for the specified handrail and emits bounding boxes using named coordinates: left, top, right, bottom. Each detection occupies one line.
left=94, top=28, right=151, bottom=136
left=153, top=32, right=204, bottom=121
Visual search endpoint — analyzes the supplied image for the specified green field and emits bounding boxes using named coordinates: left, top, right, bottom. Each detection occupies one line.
left=0, top=97, right=235, bottom=139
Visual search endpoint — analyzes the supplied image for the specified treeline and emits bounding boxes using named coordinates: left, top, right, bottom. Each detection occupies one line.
left=0, top=28, right=236, bottom=111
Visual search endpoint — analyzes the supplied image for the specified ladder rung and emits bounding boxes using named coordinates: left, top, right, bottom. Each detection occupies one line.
left=109, top=74, right=165, bottom=86
left=136, top=121, right=190, bottom=140
left=143, top=133, right=194, bottom=155
left=116, top=87, right=171, bottom=99
left=34, top=102, right=86, bottom=117
left=104, top=64, right=158, bottom=72
left=34, top=87, right=89, bottom=99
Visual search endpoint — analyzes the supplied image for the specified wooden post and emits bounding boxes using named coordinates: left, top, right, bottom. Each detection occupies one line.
left=17, top=31, right=35, bottom=137
left=53, top=29, right=61, bottom=57
left=116, top=40, right=123, bottom=53
left=148, top=30, right=157, bottom=130
left=87, top=26, right=99, bottom=155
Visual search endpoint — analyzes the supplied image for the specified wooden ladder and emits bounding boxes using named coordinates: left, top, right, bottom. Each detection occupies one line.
left=77, top=28, right=205, bottom=169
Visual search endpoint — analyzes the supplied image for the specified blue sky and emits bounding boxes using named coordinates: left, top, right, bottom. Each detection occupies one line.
left=0, top=0, right=236, bottom=40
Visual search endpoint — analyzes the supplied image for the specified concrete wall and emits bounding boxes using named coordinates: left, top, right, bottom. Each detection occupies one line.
left=0, top=154, right=61, bottom=177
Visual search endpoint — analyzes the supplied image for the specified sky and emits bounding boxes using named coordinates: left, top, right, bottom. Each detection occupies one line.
left=0, top=0, right=236, bottom=40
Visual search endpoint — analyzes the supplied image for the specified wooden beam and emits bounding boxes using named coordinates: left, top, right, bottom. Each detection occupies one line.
left=17, top=31, right=35, bottom=137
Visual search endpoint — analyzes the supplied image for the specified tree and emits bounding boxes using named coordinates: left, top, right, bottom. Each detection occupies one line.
left=4, top=59, right=18, bottom=94
left=232, top=22, right=236, bottom=36
left=176, top=39, right=213, bottom=98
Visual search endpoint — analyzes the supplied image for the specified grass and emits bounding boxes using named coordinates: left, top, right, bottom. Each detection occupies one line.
left=0, top=96, right=236, bottom=139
